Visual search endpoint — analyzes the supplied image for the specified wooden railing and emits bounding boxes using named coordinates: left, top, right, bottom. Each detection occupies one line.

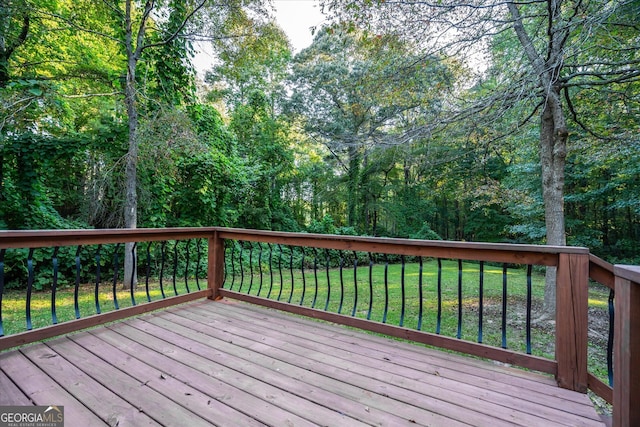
left=0, top=228, right=218, bottom=350
left=1, top=228, right=638, bottom=426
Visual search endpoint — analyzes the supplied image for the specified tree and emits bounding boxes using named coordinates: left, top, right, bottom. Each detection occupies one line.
left=289, top=26, right=452, bottom=233
left=206, top=15, right=296, bottom=230
left=0, top=0, right=30, bottom=88
left=321, top=0, right=640, bottom=314
left=2, top=0, right=264, bottom=286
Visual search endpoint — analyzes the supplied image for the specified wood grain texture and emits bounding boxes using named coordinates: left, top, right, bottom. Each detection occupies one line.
left=220, top=289, right=558, bottom=374
left=556, top=253, right=589, bottom=392
left=0, top=299, right=605, bottom=427
left=613, top=270, right=640, bottom=427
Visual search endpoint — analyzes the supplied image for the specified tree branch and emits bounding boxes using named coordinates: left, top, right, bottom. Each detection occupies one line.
left=5, top=15, right=30, bottom=58
left=563, top=85, right=612, bottom=141
left=140, top=0, right=209, bottom=53
left=38, top=11, right=124, bottom=45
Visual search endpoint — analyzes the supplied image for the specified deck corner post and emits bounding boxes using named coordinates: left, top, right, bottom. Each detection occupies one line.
left=555, top=252, right=588, bottom=392
left=613, top=265, right=640, bottom=427
left=208, top=231, right=225, bottom=300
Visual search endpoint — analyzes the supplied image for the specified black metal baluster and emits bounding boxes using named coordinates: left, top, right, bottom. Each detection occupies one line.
left=184, top=240, right=190, bottom=294
left=312, top=248, right=319, bottom=309
left=436, top=258, right=442, bottom=334
left=130, top=242, right=137, bottom=306
left=607, top=288, right=615, bottom=386
left=417, top=256, right=423, bottom=330
left=400, top=255, right=406, bottom=327
left=277, top=244, right=284, bottom=301
left=238, top=242, right=245, bottom=293
left=288, top=246, right=295, bottom=304
left=299, top=247, right=306, bottom=305
left=526, top=264, right=532, bottom=354
left=172, top=240, right=179, bottom=296
left=257, top=243, right=264, bottom=297
left=0, top=249, right=5, bottom=336
left=478, top=261, right=484, bottom=343
left=26, top=248, right=34, bottom=330
left=382, top=254, right=389, bottom=324
left=351, top=251, right=358, bottom=317
left=324, top=249, right=331, bottom=311
left=457, top=259, right=462, bottom=339
left=95, top=245, right=102, bottom=314
left=229, top=242, right=236, bottom=290
left=51, top=247, right=59, bottom=324
left=367, top=253, right=373, bottom=320
left=145, top=242, right=152, bottom=302
left=338, top=251, right=345, bottom=314
left=159, top=241, right=167, bottom=299
left=501, top=263, right=508, bottom=349
left=112, top=243, right=121, bottom=310
left=248, top=242, right=254, bottom=294
left=267, top=243, right=274, bottom=299
left=195, top=239, right=202, bottom=290
left=74, top=246, right=82, bottom=319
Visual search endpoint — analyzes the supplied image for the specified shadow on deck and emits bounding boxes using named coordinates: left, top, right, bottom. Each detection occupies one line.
left=0, top=299, right=606, bottom=427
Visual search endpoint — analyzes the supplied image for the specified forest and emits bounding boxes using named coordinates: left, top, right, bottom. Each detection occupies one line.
left=1, top=0, right=639, bottom=264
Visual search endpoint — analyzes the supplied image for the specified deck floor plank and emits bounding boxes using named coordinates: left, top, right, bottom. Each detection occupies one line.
left=0, top=299, right=607, bottom=427
left=67, top=332, right=264, bottom=427
left=0, top=350, right=108, bottom=426
left=46, top=337, right=215, bottom=427
left=136, top=312, right=482, bottom=426
left=0, top=364, right=32, bottom=406
left=198, top=301, right=601, bottom=418
left=20, top=342, right=161, bottom=427
left=93, top=325, right=360, bottom=427
left=117, top=317, right=436, bottom=426
left=179, top=303, right=603, bottom=426
left=213, top=299, right=592, bottom=403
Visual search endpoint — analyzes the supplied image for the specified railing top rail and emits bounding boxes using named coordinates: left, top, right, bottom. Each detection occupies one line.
left=217, top=228, right=588, bottom=265
left=614, top=264, right=640, bottom=284
left=0, top=227, right=590, bottom=265
left=214, top=227, right=588, bottom=252
left=0, top=227, right=219, bottom=249
left=589, top=253, right=615, bottom=290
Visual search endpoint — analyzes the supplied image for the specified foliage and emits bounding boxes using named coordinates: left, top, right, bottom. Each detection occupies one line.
left=0, top=0, right=638, bottom=272
left=289, top=26, right=453, bottom=235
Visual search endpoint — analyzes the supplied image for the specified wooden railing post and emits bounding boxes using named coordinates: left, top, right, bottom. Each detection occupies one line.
left=555, top=252, right=589, bottom=392
left=208, top=231, right=225, bottom=300
left=613, top=265, right=640, bottom=427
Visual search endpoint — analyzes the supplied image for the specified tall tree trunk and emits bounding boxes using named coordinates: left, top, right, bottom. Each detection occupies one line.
left=539, top=99, right=567, bottom=315
left=508, top=0, right=569, bottom=317
left=123, top=56, right=138, bottom=288
left=346, top=146, right=360, bottom=227
left=123, top=0, right=140, bottom=289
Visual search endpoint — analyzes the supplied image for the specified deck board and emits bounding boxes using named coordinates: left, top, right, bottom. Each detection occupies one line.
left=0, top=299, right=606, bottom=426
left=180, top=303, right=601, bottom=425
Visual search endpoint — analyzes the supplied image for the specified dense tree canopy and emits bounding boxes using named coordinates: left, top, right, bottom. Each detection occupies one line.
left=1, top=0, right=639, bottom=272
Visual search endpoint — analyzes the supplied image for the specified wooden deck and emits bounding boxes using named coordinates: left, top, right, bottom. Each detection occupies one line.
left=0, top=299, right=606, bottom=427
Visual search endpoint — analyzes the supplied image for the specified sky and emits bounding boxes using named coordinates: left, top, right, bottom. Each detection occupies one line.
left=193, top=1, right=326, bottom=76
left=273, top=0, right=326, bottom=53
